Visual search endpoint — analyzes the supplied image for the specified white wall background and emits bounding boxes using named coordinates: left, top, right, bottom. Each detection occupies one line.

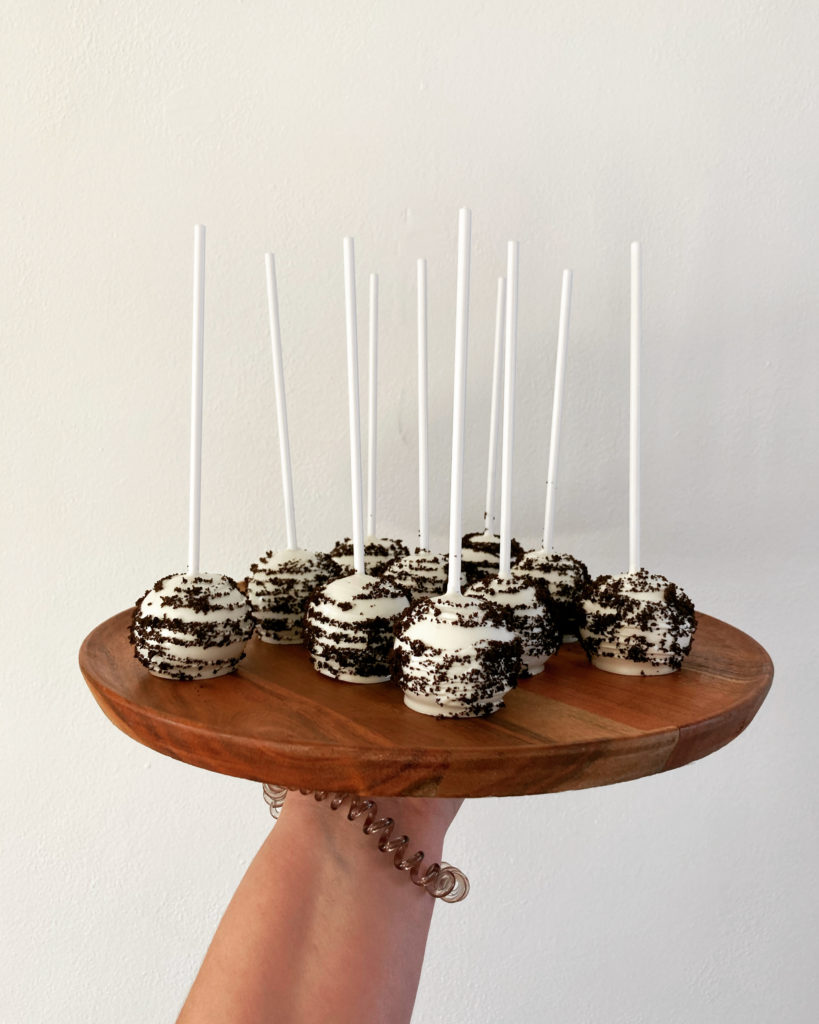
left=2, top=1, right=817, bottom=1021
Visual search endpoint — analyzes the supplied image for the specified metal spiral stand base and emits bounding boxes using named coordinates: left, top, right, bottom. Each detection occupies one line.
left=262, top=784, right=470, bottom=903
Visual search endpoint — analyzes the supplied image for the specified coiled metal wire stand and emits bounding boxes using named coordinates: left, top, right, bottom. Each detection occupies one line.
left=262, top=784, right=469, bottom=903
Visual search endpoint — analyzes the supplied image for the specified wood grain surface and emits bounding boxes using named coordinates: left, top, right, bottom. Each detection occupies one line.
left=79, top=610, right=773, bottom=797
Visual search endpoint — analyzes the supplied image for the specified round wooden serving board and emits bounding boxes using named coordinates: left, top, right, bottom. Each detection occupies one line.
left=79, top=610, right=772, bottom=798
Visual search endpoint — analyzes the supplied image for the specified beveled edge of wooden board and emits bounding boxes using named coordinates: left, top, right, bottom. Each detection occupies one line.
left=79, top=610, right=774, bottom=798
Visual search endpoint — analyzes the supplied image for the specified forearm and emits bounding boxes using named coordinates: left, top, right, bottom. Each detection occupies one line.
left=177, top=792, right=461, bottom=1024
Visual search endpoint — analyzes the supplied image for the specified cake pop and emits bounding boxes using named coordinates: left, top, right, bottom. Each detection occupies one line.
left=246, top=254, right=338, bottom=643
left=305, top=237, right=409, bottom=681
left=514, top=269, right=588, bottom=641
left=329, top=536, right=408, bottom=576
left=393, top=593, right=521, bottom=717
left=469, top=573, right=559, bottom=677
left=330, top=272, right=409, bottom=576
left=460, top=276, right=523, bottom=585
left=513, top=550, right=589, bottom=641
left=381, top=548, right=450, bottom=603
left=393, top=212, right=521, bottom=717
left=132, top=573, right=254, bottom=679
left=129, top=226, right=254, bottom=680
left=380, top=259, right=457, bottom=602
left=305, top=571, right=409, bottom=682
left=578, top=569, right=696, bottom=675
left=460, top=530, right=524, bottom=586
left=469, top=241, right=561, bottom=677
left=580, top=244, right=696, bottom=675
left=247, top=548, right=338, bottom=643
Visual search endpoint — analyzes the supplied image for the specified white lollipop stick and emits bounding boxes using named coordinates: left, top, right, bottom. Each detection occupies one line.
left=366, top=273, right=379, bottom=538
left=447, top=208, right=472, bottom=595
left=543, top=269, right=573, bottom=552
left=264, top=253, right=297, bottom=551
left=343, top=238, right=366, bottom=575
left=187, top=224, right=206, bottom=576
left=629, top=241, right=641, bottom=574
left=417, top=258, right=430, bottom=551
left=499, top=242, right=519, bottom=579
left=484, top=277, right=506, bottom=534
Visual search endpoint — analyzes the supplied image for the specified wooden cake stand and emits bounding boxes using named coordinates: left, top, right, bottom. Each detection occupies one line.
left=79, top=610, right=772, bottom=798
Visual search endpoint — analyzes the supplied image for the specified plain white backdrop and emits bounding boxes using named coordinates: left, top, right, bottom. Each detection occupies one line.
left=2, top=2, right=818, bottom=1021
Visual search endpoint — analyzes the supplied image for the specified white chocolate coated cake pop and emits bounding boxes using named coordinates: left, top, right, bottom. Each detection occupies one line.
left=576, top=247, right=700, bottom=677
left=246, top=548, right=338, bottom=643
left=455, top=241, right=547, bottom=683
left=307, top=241, right=411, bottom=682
left=377, top=260, right=455, bottom=604
left=249, top=255, right=339, bottom=644
left=460, top=530, right=524, bottom=587
left=130, top=232, right=257, bottom=681
left=469, top=574, right=560, bottom=677
left=577, top=569, right=697, bottom=675
left=380, top=548, right=461, bottom=603
left=131, top=573, right=254, bottom=680
left=394, top=213, right=523, bottom=717
left=303, top=571, right=409, bottom=683
left=392, top=593, right=521, bottom=717
left=329, top=535, right=409, bottom=576
left=513, top=550, right=590, bottom=642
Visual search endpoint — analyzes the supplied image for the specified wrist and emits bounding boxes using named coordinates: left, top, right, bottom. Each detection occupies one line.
left=274, top=791, right=460, bottom=870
